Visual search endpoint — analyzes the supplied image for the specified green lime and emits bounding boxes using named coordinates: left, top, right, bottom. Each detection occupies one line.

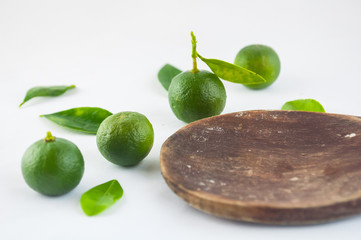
left=96, top=112, right=154, bottom=166
left=234, top=44, right=280, bottom=89
left=168, top=70, right=226, bottom=123
left=21, top=132, right=84, bottom=196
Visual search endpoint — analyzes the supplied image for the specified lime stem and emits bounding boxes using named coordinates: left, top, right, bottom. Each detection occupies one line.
left=44, top=131, right=55, bottom=142
left=191, top=31, right=199, bottom=73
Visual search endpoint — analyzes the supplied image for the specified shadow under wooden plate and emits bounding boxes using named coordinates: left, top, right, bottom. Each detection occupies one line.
left=160, top=110, right=361, bottom=225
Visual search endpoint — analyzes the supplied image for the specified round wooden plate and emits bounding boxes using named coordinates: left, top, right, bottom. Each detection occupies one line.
left=160, top=110, right=361, bottom=225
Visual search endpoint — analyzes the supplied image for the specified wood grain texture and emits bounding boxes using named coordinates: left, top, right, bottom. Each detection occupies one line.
left=160, top=110, right=361, bottom=225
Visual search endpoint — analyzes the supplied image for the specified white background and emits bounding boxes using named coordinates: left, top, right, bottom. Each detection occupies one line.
left=1, top=0, right=361, bottom=239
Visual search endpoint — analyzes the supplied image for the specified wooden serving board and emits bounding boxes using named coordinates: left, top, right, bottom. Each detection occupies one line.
left=160, top=110, right=361, bottom=225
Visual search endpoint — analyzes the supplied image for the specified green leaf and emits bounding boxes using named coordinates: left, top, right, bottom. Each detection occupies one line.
left=197, top=54, right=266, bottom=85
left=81, top=180, right=124, bottom=216
left=40, top=107, right=112, bottom=134
left=281, top=99, right=326, bottom=112
left=19, top=85, right=75, bottom=107
left=158, top=64, right=182, bottom=90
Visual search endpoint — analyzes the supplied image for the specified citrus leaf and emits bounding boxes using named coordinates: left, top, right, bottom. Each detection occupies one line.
left=40, top=107, right=112, bottom=134
left=197, top=53, right=266, bottom=85
left=81, top=180, right=123, bottom=216
left=158, top=64, right=182, bottom=90
left=281, top=99, right=325, bottom=112
left=19, top=85, right=75, bottom=107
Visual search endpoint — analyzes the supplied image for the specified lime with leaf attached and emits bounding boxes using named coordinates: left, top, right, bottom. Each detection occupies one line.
left=168, top=32, right=227, bottom=123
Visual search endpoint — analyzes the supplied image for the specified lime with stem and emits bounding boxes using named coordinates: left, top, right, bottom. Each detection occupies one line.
left=21, top=131, right=84, bottom=196
left=168, top=32, right=227, bottom=123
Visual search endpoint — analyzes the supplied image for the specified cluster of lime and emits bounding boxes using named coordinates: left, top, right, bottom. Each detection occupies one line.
left=21, top=32, right=325, bottom=217
left=21, top=32, right=280, bottom=197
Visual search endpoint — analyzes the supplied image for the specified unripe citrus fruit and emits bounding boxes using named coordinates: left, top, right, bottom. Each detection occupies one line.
left=234, top=44, right=280, bottom=89
left=21, top=132, right=84, bottom=196
left=96, top=112, right=154, bottom=166
left=168, top=70, right=226, bottom=123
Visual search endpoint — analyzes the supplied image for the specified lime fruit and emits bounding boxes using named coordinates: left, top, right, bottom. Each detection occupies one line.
left=21, top=132, right=84, bottom=196
left=234, top=44, right=280, bottom=89
left=96, top=111, right=154, bottom=166
left=168, top=70, right=226, bottom=123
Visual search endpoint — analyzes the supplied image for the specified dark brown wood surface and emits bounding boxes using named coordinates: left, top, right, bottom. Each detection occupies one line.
left=160, top=110, right=361, bottom=225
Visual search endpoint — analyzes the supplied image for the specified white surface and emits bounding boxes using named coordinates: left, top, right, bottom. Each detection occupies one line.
left=1, top=0, right=361, bottom=239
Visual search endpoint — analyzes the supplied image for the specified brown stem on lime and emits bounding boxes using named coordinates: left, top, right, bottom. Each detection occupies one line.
left=191, top=32, right=199, bottom=73
left=44, top=131, right=55, bottom=142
